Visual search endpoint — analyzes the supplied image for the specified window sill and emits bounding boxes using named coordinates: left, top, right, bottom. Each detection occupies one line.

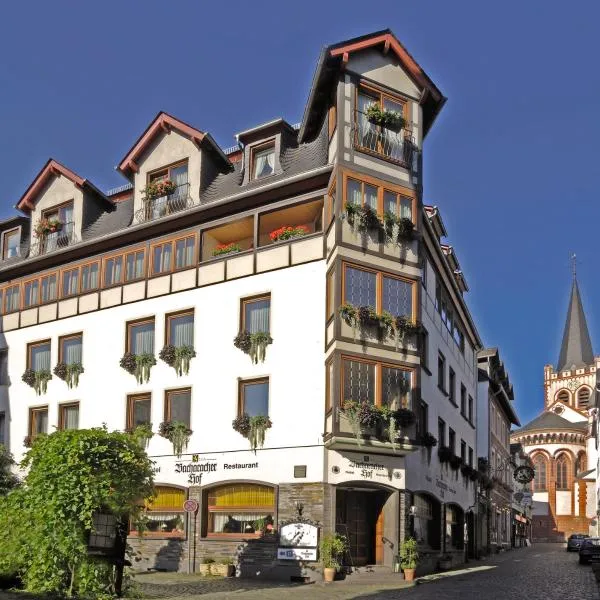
left=129, top=532, right=185, bottom=539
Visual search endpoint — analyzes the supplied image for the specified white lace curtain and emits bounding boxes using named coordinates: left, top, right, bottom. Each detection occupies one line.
left=254, top=149, right=274, bottom=178
left=82, top=264, right=98, bottom=290
left=175, top=238, right=194, bottom=269
left=155, top=246, right=172, bottom=273
left=211, top=512, right=268, bottom=534
left=246, top=300, right=270, bottom=333
left=41, top=276, right=56, bottom=303
left=32, top=346, right=51, bottom=371
left=63, top=338, right=82, bottom=364
left=171, top=316, right=194, bottom=347
left=132, top=324, right=154, bottom=354
left=63, top=406, right=79, bottom=430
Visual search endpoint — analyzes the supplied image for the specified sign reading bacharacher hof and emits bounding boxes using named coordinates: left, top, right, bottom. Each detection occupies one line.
left=278, top=523, right=319, bottom=561
left=327, top=451, right=404, bottom=488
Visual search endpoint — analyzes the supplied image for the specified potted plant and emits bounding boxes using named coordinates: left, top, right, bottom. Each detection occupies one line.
left=269, top=225, right=309, bottom=242
left=22, top=368, right=52, bottom=396
left=341, top=400, right=378, bottom=444
left=129, top=423, right=154, bottom=449
left=159, top=344, right=196, bottom=376
left=33, top=217, right=63, bottom=238
left=142, top=179, right=177, bottom=200
left=233, top=331, right=273, bottom=364
left=319, top=533, right=347, bottom=583
left=396, top=217, right=416, bottom=241
left=420, top=432, right=438, bottom=448
left=399, top=537, right=419, bottom=582
left=53, top=362, right=84, bottom=389
left=232, top=413, right=272, bottom=452
left=199, top=557, right=216, bottom=576
left=449, top=455, right=463, bottom=471
left=120, top=352, right=156, bottom=384
left=365, top=103, right=406, bottom=132
left=158, top=421, right=192, bottom=458
left=212, top=242, right=242, bottom=257
left=393, top=315, right=421, bottom=349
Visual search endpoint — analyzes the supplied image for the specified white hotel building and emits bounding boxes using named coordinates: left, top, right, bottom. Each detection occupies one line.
left=0, top=30, right=491, bottom=577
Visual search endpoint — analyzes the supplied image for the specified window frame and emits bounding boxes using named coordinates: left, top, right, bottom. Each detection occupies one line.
left=2, top=227, right=20, bottom=260
left=125, top=317, right=155, bottom=354
left=448, top=428, right=456, bottom=453
left=448, top=367, right=456, bottom=405
left=165, top=309, right=195, bottom=347
left=3, top=284, right=20, bottom=314
left=27, top=339, right=51, bottom=371
left=238, top=377, right=270, bottom=417
left=42, top=199, right=74, bottom=222
left=58, top=332, right=83, bottom=364
left=468, top=395, right=474, bottom=423
left=164, top=387, right=192, bottom=426
left=437, top=352, right=446, bottom=392
left=325, top=180, right=336, bottom=228
left=326, top=268, right=335, bottom=321
left=150, top=233, right=197, bottom=277
left=460, top=384, right=467, bottom=416
left=58, top=401, right=80, bottom=431
left=22, top=270, right=59, bottom=308
left=29, top=405, right=49, bottom=439
left=127, top=393, right=152, bottom=431
left=250, top=140, right=276, bottom=181
left=240, top=294, right=271, bottom=334
left=438, top=418, right=446, bottom=447
left=132, top=484, right=188, bottom=539
left=147, top=159, right=189, bottom=187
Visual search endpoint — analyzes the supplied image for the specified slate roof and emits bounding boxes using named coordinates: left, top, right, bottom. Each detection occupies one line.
left=557, top=279, right=594, bottom=371
left=515, top=411, right=588, bottom=434
left=81, top=197, right=134, bottom=242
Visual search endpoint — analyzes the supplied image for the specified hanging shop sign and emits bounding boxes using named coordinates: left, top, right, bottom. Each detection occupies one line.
left=513, top=465, right=535, bottom=484
left=327, top=451, right=404, bottom=488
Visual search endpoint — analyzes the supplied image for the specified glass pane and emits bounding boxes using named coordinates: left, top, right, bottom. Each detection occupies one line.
left=63, top=269, right=79, bottom=296
left=36, top=410, right=48, bottom=435
left=253, top=147, right=275, bottom=179
left=364, top=184, right=378, bottom=210
left=105, top=257, right=122, bottom=285
left=346, top=179, right=362, bottom=206
left=175, top=237, right=195, bottom=269
left=400, top=196, right=412, bottom=220
left=133, top=399, right=151, bottom=426
left=383, top=97, right=404, bottom=115
left=384, top=191, right=397, bottom=216
left=126, top=252, right=144, bottom=281
left=243, top=382, right=269, bottom=416
left=208, top=484, right=274, bottom=507
left=41, top=275, right=57, bottom=302
left=62, top=337, right=82, bottom=364
left=343, top=360, right=375, bottom=403
left=25, top=281, right=39, bottom=307
left=59, top=204, right=74, bottom=224
left=130, top=322, right=154, bottom=354
left=31, top=343, right=51, bottom=371
left=169, top=314, right=194, bottom=347
left=152, top=486, right=186, bottom=510
left=7, top=287, right=19, bottom=312
left=63, top=405, right=79, bottom=430
left=169, top=390, right=191, bottom=426
left=5, top=232, right=19, bottom=258
left=382, top=276, right=412, bottom=317
left=209, top=511, right=273, bottom=534
left=154, top=244, right=172, bottom=273
left=344, top=266, right=376, bottom=308
left=82, top=263, right=99, bottom=291
left=244, top=298, right=270, bottom=334
left=358, top=92, right=377, bottom=114
left=382, top=367, right=411, bottom=409
left=170, top=164, right=189, bottom=188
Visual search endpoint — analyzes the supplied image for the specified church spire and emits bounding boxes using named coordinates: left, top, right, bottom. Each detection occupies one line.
left=556, top=267, right=594, bottom=371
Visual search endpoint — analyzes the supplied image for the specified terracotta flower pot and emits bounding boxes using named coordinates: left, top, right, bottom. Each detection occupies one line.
left=323, top=567, right=336, bottom=582
left=403, top=567, right=416, bottom=582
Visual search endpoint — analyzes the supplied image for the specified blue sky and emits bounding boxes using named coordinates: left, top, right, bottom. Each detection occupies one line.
left=1, top=0, right=598, bottom=426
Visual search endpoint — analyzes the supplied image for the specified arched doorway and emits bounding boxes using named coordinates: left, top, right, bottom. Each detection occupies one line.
left=335, top=483, right=396, bottom=567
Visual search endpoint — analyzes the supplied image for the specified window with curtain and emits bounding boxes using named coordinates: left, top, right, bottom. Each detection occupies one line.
left=239, top=379, right=269, bottom=417
left=3, top=229, right=20, bottom=259
left=344, top=266, right=376, bottom=309
left=24, top=280, right=39, bottom=307
left=381, top=366, right=411, bottom=409
left=152, top=242, right=172, bottom=274
left=252, top=143, right=275, bottom=179
left=383, top=191, right=413, bottom=221
left=533, top=456, right=547, bottom=491
left=346, top=178, right=377, bottom=210
left=81, top=262, right=99, bottom=292
left=382, top=275, right=413, bottom=317
left=242, top=296, right=270, bottom=334
left=59, top=403, right=79, bottom=430
left=62, top=267, right=79, bottom=297
left=165, top=388, right=191, bottom=426
left=170, top=164, right=188, bottom=193
left=167, top=311, right=194, bottom=347
left=41, top=274, right=57, bottom=303
left=134, top=486, right=187, bottom=537
left=342, top=359, right=375, bottom=404
left=60, top=334, right=82, bottom=365
left=5, top=285, right=20, bottom=313
left=127, top=319, right=155, bottom=355
left=104, top=256, right=123, bottom=286
left=207, top=484, right=275, bottom=535
left=127, top=394, right=151, bottom=429
left=125, top=250, right=145, bottom=281
left=357, top=91, right=378, bottom=147
left=556, top=455, right=569, bottom=490
left=174, top=236, right=195, bottom=269
left=29, top=407, right=48, bottom=438
left=28, top=341, right=51, bottom=372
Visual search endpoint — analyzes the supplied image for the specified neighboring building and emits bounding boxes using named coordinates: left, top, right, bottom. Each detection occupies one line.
left=511, top=277, right=598, bottom=541
left=477, top=348, right=520, bottom=554
left=510, top=442, right=533, bottom=547
left=0, top=29, right=494, bottom=578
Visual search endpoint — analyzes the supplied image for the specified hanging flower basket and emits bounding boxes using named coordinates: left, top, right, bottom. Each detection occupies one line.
left=438, top=446, right=453, bottom=464
left=233, top=331, right=273, bottom=364
left=269, top=225, right=309, bottom=243
left=129, top=423, right=154, bottom=449
left=22, top=368, right=52, bottom=395
left=449, top=455, right=463, bottom=471
left=120, top=352, right=156, bottom=384
left=212, top=242, right=242, bottom=257
left=345, top=203, right=382, bottom=235
left=341, top=400, right=379, bottom=445
left=159, top=345, right=196, bottom=376
left=365, top=104, right=406, bottom=133
left=33, top=218, right=63, bottom=238
left=143, top=179, right=177, bottom=200
left=158, top=421, right=192, bottom=458
left=420, top=432, right=438, bottom=448
left=53, top=362, right=84, bottom=389
left=232, top=413, right=272, bottom=452
left=394, top=408, right=416, bottom=428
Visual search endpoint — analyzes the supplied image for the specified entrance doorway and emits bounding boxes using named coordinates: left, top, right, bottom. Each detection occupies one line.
left=335, top=487, right=390, bottom=566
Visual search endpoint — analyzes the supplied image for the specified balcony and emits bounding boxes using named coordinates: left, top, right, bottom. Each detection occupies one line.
left=324, top=405, right=418, bottom=457
left=352, top=110, right=418, bottom=169
left=29, top=221, right=77, bottom=257
left=134, top=183, right=197, bottom=224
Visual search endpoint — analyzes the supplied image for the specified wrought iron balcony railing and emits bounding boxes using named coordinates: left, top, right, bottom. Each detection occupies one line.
left=29, top=221, right=78, bottom=257
left=134, top=183, right=197, bottom=224
left=352, top=110, right=419, bottom=170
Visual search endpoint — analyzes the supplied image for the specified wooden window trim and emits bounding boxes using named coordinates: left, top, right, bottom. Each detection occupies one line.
left=39, top=272, right=59, bottom=306
left=342, top=169, right=417, bottom=224
left=147, top=159, right=189, bottom=184
left=339, top=354, right=414, bottom=408
left=326, top=268, right=335, bottom=321
left=2, top=227, right=21, bottom=260
left=124, top=248, right=147, bottom=283
left=27, top=339, right=51, bottom=370
left=165, top=309, right=195, bottom=346
left=149, top=233, right=198, bottom=277
left=58, top=332, right=83, bottom=363
left=22, top=277, right=40, bottom=309
left=29, top=405, right=49, bottom=438
left=42, top=199, right=74, bottom=220
left=240, top=294, right=271, bottom=333
left=328, top=104, right=337, bottom=140
left=2, top=284, right=20, bottom=314
left=341, top=261, right=417, bottom=320
left=127, top=393, right=151, bottom=430
left=58, top=401, right=79, bottom=431
left=21, top=270, right=58, bottom=309
left=125, top=317, right=155, bottom=354
left=250, top=140, right=276, bottom=181
left=61, top=265, right=80, bottom=298
left=325, top=357, right=334, bottom=413
left=238, top=377, right=270, bottom=417
left=101, top=252, right=125, bottom=288
left=79, top=259, right=100, bottom=293
left=164, top=387, right=191, bottom=423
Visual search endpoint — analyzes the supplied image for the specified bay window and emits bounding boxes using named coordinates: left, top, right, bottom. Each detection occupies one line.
left=241, top=295, right=270, bottom=334
left=151, top=235, right=196, bottom=275
left=206, top=483, right=275, bottom=536
left=166, top=310, right=194, bottom=347
left=126, top=318, right=155, bottom=355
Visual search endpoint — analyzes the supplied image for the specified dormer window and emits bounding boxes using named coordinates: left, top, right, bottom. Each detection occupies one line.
left=251, top=142, right=275, bottom=180
left=2, top=228, right=20, bottom=259
left=142, top=162, right=189, bottom=221
left=36, top=202, right=74, bottom=254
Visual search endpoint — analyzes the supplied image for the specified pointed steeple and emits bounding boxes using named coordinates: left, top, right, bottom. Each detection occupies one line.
left=557, top=277, right=594, bottom=371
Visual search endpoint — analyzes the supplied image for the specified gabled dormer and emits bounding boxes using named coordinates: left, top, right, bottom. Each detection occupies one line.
left=16, top=159, right=112, bottom=257
left=117, top=112, right=232, bottom=224
left=236, top=119, right=296, bottom=185
left=0, top=215, right=29, bottom=263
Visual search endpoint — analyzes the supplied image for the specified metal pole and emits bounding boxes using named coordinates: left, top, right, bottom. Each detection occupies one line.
left=193, top=512, right=197, bottom=573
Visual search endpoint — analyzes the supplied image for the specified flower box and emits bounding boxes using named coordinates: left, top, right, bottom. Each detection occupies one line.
left=34, top=218, right=63, bottom=238
left=365, top=104, right=406, bottom=133
left=143, top=179, right=177, bottom=200
left=269, top=225, right=309, bottom=242
left=212, top=243, right=242, bottom=257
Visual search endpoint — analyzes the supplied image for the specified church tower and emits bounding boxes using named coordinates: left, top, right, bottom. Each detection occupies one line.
left=511, top=273, right=598, bottom=541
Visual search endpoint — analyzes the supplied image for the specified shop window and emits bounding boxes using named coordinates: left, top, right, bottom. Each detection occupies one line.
left=258, top=198, right=323, bottom=247
left=166, top=310, right=194, bottom=347
left=135, top=486, right=187, bottom=538
left=241, top=295, right=270, bottom=334
left=206, top=483, right=275, bottom=536
left=164, top=388, right=191, bottom=427
left=59, top=402, right=79, bottom=431
left=239, top=378, right=269, bottom=417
